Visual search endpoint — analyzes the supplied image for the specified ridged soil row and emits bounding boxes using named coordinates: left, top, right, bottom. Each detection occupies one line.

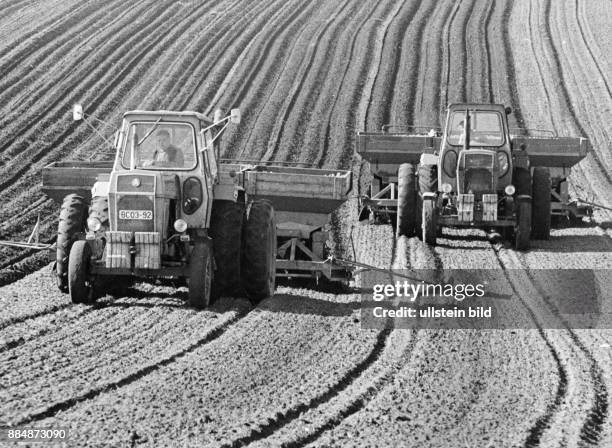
left=478, top=1, right=612, bottom=444
left=0, top=0, right=138, bottom=124
left=337, top=2, right=567, bottom=446
left=410, top=1, right=456, bottom=127
left=0, top=2, right=193, bottom=196
left=0, top=0, right=296, bottom=283
left=312, top=0, right=398, bottom=169
left=465, top=0, right=495, bottom=103
left=258, top=3, right=467, bottom=445
left=26, top=289, right=384, bottom=446
left=0, top=0, right=77, bottom=43
left=492, top=243, right=610, bottom=447
left=278, top=0, right=378, bottom=166
left=506, top=2, right=612, bottom=444
left=9, top=298, right=251, bottom=429
left=258, top=0, right=353, bottom=164
left=373, top=1, right=437, bottom=137
left=0, top=0, right=102, bottom=74
left=189, top=0, right=320, bottom=157
left=216, top=0, right=328, bottom=161
left=2, top=5, right=419, bottom=436
left=152, top=0, right=290, bottom=113
left=0, top=1, right=217, bottom=279
left=0, top=291, right=250, bottom=426
left=363, top=0, right=420, bottom=132
left=510, top=0, right=611, bottom=216
left=26, top=191, right=402, bottom=446
left=546, top=0, right=612, bottom=208
left=580, top=0, right=612, bottom=75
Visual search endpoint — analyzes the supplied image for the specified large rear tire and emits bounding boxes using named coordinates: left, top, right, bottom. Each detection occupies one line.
left=209, top=200, right=244, bottom=298
left=514, top=200, right=531, bottom=250
left=421, top=197, right=438, bottom=245
left=68, top=240, right=92, bottom=304
left=417, top=164, right=438, bottom=244
left=57, top=194, right=87, bottom=293
left=513, top=167, right=531, bottom=196
left=531, top=167, right=551, bottom=240
left=396, top=163, right=416, bottom=237
left=188, top=241, right=213, bottom=309
left=241, top=200, right=276, bottom=303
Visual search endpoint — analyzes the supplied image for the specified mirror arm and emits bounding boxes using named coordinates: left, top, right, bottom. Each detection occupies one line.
left=200, top=121, right=230, bottom=153
left=81, top=112, right=118, bottom=130
left=201, top=116, right=231, bottom=134
left=82, top=118, right=116, bottom=149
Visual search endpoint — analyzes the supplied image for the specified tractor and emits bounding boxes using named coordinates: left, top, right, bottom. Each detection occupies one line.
left=52, top=106, right=275, bottom=308
left=357, top=103, right=592, bottom=249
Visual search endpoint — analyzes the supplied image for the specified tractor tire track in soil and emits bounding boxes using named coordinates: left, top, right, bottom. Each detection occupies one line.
left=492, top=243, right=609, bottom=446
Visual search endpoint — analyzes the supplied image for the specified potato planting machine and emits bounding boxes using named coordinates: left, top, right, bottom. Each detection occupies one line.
left=357, top=103, right=593, bottom=249
left=1, top=107, right=352, bottom=307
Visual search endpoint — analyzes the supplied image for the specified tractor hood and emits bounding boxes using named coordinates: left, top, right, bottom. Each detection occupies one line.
left=107, top=170, right=180, bottom=235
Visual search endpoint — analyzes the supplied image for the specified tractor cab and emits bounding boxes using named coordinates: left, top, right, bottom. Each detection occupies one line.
left=439, top=104, right=514, bottom=198
left=97, top=111, right=219, bottom=242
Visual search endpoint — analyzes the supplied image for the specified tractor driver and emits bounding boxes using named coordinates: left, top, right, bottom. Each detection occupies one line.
left=455, top=120, right=466, bottom=145
left=144, top=129, right=184, bottom=168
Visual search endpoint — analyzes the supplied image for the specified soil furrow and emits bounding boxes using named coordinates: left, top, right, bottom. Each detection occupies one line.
left=0, top=0, right=100, bottom=76
left=358, top=0, right=405, bottom=130
left=281, top=1, right=371, bottom=165
left=313, top=0, right=383, bottom=167
left=439, top=0, right=462, bottom=121
left=10, top=298, right=250, bottom=426
left=262, top=0, right=352, bottom=163
left=0, top=0, right=147, bottom=124
left=180, top=0, right=292, bottom=113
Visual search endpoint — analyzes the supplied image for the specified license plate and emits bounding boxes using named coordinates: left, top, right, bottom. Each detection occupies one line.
left=118, top=209, right=153, bottom=220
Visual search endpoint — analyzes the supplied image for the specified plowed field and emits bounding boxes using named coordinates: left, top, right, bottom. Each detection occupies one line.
left=0, top=1, right=611, bottom=446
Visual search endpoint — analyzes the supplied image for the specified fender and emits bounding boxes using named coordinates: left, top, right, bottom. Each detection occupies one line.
left=91, top=180, right=110, bottom=198
left=516, top=194, right=532, bottom=203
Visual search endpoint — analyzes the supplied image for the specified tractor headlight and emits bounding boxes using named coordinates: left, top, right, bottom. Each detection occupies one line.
left=183, top=177, right=203, bottom=215
left=504, top=184, right=516, bottom=196
left=174, top=219, right=188, bottom=233
left=87, top=217, right=102, bottom=232
left=497, top=152, right=509, bottom=176
left=441, top=182, right=453, bottom=193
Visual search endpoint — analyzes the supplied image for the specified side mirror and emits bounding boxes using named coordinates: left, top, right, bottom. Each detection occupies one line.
left=230, top=108, right=241, bottom=124
left=73, top=104, right=84, bottom=121
left=505, top=106, right=512, bottom=115
left=213, top=109, right=223, bottom=124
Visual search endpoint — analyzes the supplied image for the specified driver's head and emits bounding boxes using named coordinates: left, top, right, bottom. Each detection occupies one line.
left=157, top=130, right=171, bottom=150
left=457, top=120, right=464, bottom=130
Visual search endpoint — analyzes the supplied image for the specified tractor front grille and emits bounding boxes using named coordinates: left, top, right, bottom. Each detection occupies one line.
left=116, top=195, right=155, bottom=232
left=464, top=168, right=493, bottom=196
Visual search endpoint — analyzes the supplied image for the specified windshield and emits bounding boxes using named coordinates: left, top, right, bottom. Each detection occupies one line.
left=447, top=111, right=504, bottom=146
left=122, top=121, right=197, bottom=170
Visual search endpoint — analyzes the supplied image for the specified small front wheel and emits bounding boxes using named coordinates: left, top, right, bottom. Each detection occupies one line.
left=68, top=240, right=93, bottom=304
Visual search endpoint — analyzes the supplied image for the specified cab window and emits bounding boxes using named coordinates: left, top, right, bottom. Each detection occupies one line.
left=122, top=122, right=197, bottom=170
left=447, top=111, right=504, bottom=146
